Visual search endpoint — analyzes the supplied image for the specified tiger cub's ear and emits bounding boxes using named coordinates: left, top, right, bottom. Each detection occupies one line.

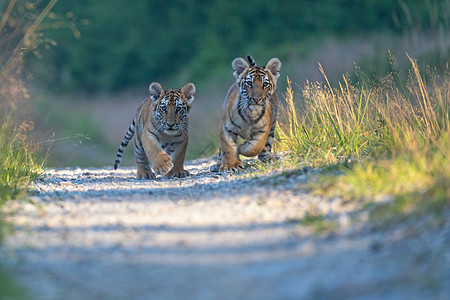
left=232, top=57, right=249, bottom=79
left=149, top=82, right=164, bottom=102
left=265, top=58, right=281, bottom=81
left=181, top=82, right=196, bottom=106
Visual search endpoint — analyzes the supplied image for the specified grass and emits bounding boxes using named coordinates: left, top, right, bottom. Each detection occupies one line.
left=275, top=54, right=449, bottom=222
left=0, top=121, right=43, bottom=203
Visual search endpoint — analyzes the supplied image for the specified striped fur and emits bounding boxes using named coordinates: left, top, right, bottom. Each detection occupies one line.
left=211, top=56, right=281, bottom=172
left=114, top=82, right=195, bottom=179
left=114, top=119, right=136, bottom=170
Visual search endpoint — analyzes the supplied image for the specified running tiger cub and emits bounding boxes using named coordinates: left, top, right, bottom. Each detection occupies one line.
left=114, top=82, right=195, bottom=179
left=211, top=55, right=281, bottom=172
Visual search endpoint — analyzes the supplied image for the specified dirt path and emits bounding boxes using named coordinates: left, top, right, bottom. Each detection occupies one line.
left=1, top=158, right=449, bottom=299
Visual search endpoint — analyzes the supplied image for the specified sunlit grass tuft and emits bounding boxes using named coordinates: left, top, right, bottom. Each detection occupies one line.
left=0, top=121, right=43, bottom=203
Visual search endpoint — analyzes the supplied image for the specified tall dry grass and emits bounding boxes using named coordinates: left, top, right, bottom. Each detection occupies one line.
left=276, top=54, right=449, bottom=165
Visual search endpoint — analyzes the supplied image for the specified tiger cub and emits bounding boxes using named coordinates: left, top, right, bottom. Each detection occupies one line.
left=114, top=82, right=195, bottom=179
left=211, top=55, right=281, bottom=172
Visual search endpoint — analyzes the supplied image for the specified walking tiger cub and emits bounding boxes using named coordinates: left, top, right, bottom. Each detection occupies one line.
left=114, top=82, right=195, bottom=179
left=211, top=55, right=281, bottom=172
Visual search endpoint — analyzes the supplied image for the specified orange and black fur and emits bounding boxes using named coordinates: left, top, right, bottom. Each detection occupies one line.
left=211, top=55, right=281, bottom=172
left=114, top=82, right=195, bottom=179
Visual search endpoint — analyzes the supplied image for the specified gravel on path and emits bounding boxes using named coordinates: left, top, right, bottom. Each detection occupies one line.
left=1, top=158, right=449, bottom=299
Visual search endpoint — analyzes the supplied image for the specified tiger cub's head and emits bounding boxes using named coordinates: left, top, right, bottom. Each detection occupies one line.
left=149, top=82, right=195, bottom=135
left=232, top=55, right=281, bottom=106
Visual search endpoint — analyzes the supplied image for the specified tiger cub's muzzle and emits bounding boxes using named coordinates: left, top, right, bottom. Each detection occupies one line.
left=163, top=121, right=180, bottom=131
left=248, top=95, right=268, bottom=105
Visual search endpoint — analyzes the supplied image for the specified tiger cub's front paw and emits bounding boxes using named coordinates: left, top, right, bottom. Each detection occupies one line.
left=165, top=169, right=190, bottom=179
left=153, top=152, right=174, bottom=175
left=219, top=160, right=244, bottom=172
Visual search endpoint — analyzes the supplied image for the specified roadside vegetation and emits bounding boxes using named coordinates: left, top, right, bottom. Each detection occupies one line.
left=273, top=54, right=449, bottom=223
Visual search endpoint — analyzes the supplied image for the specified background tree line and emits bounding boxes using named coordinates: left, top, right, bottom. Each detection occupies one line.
left=27, top=0, right=448, bottom=93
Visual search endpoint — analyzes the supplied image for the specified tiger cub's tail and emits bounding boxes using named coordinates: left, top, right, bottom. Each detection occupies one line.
left=114, top=118, right=136, bottom=170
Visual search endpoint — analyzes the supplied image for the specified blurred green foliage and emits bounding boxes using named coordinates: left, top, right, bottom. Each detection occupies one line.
left=30, top=0, right=449, bottom=92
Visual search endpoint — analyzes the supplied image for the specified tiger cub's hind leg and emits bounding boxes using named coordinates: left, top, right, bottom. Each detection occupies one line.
left=136, top=162, right=155, bottom=179
left=257, top=119, right=276, bottom=162
left=135, top=136, right=156, bottom=179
